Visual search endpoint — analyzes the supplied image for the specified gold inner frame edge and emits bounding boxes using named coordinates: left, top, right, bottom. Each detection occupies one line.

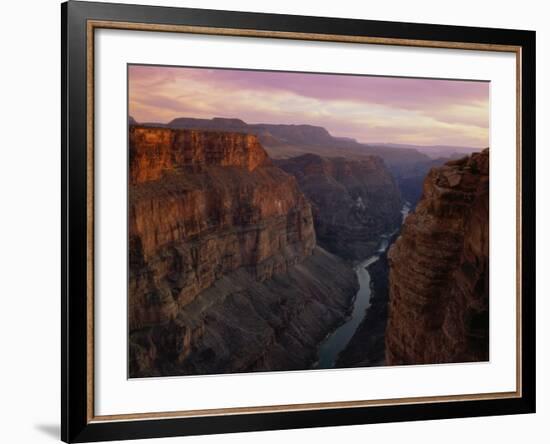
left=85, top=19, right=523, bottom=423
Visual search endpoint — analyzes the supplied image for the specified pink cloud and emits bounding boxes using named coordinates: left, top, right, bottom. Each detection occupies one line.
left=128, top=65, right=489, bottom=147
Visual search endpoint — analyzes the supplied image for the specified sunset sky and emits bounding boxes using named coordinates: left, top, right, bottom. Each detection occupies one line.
left=128, top=65, right=489, bottom=148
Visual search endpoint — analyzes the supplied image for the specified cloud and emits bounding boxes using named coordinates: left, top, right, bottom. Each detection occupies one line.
left=128, top=65, right=489, bottom=147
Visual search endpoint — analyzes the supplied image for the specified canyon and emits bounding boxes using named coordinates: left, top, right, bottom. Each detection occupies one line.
left=128, top=126, right=358, bottom=377
left=128, top=121, right=488, bottom=377
left=276, top=154, right=402, bottom=260
left=332, top=150, right=489, bottom=368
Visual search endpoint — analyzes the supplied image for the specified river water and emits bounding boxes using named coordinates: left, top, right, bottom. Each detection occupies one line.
left=314, top=202, right=411, bottom=369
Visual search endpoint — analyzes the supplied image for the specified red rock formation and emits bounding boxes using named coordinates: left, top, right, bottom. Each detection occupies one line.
left=130, top=126, right=269, bottom=184
left=385, top=149, right=489, bottom=364
left=129, top=126, right=315, bottom=328
left=128, top=126, right=358, bottom=377
left=277, top=154, right=402, bottom=260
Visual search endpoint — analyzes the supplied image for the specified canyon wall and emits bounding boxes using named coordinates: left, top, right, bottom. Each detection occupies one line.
left=128, top=126, right=358, bottom=377
left=276, top=154, right=402, bottom=260
left=385, top=149, right=489, bottom=364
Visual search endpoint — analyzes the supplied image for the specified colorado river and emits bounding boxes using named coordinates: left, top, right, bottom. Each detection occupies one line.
left=315, top=202, right=411, bottom=369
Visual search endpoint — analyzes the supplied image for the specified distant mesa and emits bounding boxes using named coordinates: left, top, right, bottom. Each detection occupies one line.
left=333, top=136, right=358, bottom=144
left=163, top=117, right=335, bottom=147
left=168, top=117, right=248, bottom=132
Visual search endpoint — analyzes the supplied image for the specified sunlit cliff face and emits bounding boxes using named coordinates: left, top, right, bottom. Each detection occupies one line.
left=129, top=65, right=489, bottom=148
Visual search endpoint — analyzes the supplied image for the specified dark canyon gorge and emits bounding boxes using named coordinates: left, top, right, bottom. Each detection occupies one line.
left=276, top=154, right=402, bottom=260
left=128, top=119, right=489, bottom=377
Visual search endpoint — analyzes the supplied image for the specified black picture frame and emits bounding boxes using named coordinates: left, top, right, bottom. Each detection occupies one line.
left=62, top=1, right=536, bottom=442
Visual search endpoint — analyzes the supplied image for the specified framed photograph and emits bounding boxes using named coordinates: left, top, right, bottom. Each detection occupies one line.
left=62, top=1, right=536, bottom=442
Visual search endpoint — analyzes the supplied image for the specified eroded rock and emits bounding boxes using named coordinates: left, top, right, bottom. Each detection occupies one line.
left=385, top=149, right=489, bottom=365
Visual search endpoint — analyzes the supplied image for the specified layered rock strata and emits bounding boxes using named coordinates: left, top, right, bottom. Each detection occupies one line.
left=385, top=149, right=489, bottom=364
left=128, top=126, right=358, bottom=377
left=276, top=154, right=402, bottom=260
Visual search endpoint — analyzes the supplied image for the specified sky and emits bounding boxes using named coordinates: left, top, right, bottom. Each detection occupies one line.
left=128, top=65, right=489, bottom=148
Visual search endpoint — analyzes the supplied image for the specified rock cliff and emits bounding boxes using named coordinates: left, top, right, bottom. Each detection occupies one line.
left=128, top=126, right=358, bottom=377
left=130, top=127, right=268, bottom=185
left=385, top=149, right=489, bottom=364
left=276, top=154, right=402, bottom=260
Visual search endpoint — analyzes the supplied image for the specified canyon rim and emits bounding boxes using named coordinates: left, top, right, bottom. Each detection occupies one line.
left=127, top=64, right=490, bottom=378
